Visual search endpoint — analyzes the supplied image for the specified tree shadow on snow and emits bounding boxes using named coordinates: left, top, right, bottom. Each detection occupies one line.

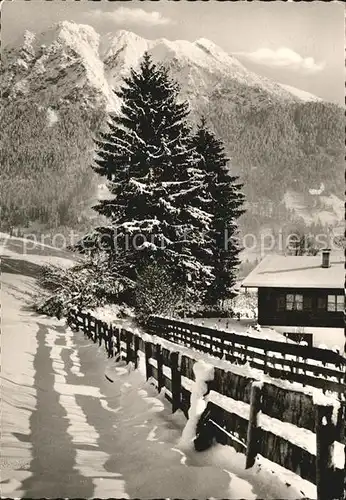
left=1, top=256, right=43, bottom=278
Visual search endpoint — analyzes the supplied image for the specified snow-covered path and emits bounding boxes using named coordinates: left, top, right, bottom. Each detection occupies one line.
left=1, top=271, right=316, bottom=499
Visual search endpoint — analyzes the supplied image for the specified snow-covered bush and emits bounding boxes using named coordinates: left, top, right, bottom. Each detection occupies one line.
left=229, top=289, right=258, bottom=319
left=34, top=252, right=134, bottom=318
left=135, top=263, right=185, bottom=324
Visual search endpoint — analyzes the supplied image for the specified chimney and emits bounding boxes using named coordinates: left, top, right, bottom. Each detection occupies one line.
left=321, top=248, right=331, bottom=268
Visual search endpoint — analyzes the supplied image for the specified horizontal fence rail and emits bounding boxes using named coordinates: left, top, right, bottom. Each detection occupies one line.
left=148, top=316, right=346, bottom=398
left=66, top=307, right=345, bottom=500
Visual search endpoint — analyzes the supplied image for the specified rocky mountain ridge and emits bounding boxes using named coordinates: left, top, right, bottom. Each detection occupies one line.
left=2, top=21, right=321, bottom=110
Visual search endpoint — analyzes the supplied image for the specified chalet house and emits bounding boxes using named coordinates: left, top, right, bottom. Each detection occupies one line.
left=241, top=250, right=345, bottom=352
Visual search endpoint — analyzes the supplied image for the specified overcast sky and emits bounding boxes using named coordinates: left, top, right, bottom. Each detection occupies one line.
left=2, top=0, right=344, bottom=104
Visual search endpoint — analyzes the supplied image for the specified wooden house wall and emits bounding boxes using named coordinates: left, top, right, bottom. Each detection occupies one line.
left=258, top=287, right=344, bottom=328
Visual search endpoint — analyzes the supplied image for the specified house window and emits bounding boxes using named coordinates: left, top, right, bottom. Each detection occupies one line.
left=286, top=294, right=303, bottom=311
left=327, top=295, right=345, bottom=312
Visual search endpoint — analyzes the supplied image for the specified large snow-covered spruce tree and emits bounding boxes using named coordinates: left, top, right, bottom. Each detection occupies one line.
left=80, top=53, right=214, bottom=307
left=192, top=118, right=246, bottom=308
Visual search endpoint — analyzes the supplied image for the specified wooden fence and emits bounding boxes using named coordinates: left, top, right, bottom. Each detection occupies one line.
left=67, top=308, right=345, bottom=500
left=148, top=316, right=346, bottom=398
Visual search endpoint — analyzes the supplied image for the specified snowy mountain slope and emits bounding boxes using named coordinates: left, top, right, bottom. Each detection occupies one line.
left=278, top=83, right=322, bottom=102
left=2, top=22, right=314, bottom=113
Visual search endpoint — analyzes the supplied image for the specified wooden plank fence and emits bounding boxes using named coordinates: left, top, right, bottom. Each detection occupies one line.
left=66, top=307, right=345, bottom=500
left=148, top=316, right=346, bottom=398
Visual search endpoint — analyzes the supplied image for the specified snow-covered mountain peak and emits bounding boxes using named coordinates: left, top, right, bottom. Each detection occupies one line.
left=101, top=29, right=147, bottom=54
left=6, top=29, right=37, bottom=64
left=101, top=29, right=151, bottom=74
left=23, top=29, right=36, bottom=47
left=111, top=29, right=145, bottom=43
left=151, top=38, right=199, bottom=62
left=17, top=30, right=37, bottom=64
left=9, top=29, right=35, bottom=50
left=194, top=37, right=217, bottom=49
left=148, top=36, right=247, bottom=83
left=194, top=37, right=245, bottom=68
left=37, top=20, right=100, bottom=55
left=2, top=21, right=119, bottom=111
left=102, top=31, right=249, bottom=80
left=194, top=37, right=226, bottom=56
left=195, top=37, right=231, bottom=56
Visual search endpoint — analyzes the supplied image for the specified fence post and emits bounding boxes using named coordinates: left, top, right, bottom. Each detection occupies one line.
left=209, top=333, right=213, bottom=355
left=108, top=325, right=113, bottom=358
left=100, top=322, right=104, bottom=349
left=263, top=349, right=268, bottom=374
left=156, top=344, right=164, bottom=392
left=134, top=335, right=140, bottom=369
left=188, top=328, right=193, bottom=348
left=98, top=321, right=102, bottom=347
left=162, top=321, right=168, bottom=340
left=82, top=312, right=87, bottom=335
left=94, top=320, right=98, bottom=343
left=220, top=332, right=225, bottom=359
left=76, top=308, right=81, bottom=332
left=243, top=338, right=248, bottom=364
left=105, top=322, right=109, bottom=350
left=145, top=341, right=153, bottom=381
left=171, top=351, right=181, bottom=413
left=315, top=404, right=337, bottom=500
left=194, top=403, right=215, bottom=452
left=103, top=322, right=108, bottom=352
left=126, top=330, right=133, bottom=364
left=86, top=313, right=91, bottom=338
left=245, top=381, right=262, bottom=469
left=117, top=327, right=121, bottom=359
left=229, top=337, right=235, bottom=362
left=66, top=309, right=72, bottom=328
left=334, top=349, right=343, bottom=387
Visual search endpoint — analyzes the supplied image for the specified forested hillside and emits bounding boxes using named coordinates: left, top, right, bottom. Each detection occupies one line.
left=1, top=94, right=343, bottom=240
left=0, top=100, right=106, bottom=233
left=207, top=97, right=344, bottom=202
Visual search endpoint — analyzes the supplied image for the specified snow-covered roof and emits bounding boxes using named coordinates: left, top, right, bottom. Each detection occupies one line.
left=241, top=253, right=345, bottom=289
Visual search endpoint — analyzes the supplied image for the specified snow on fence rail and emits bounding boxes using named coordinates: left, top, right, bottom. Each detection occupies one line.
left=67, top=308, right=345, bottom=500
left=148, top=316, right=346, bottom=398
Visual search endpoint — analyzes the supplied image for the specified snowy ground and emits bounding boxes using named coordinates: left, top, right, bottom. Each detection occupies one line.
left=0, top=232, right=78, bottom=269
left=186, top=317, right=290, bottom=343
left=1, top=264, right=318, bottom=498
left=1, top=246, right=76, bottom=270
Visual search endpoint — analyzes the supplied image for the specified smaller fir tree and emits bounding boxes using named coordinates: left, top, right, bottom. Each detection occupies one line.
left=192, top=118, right=246, bottom=309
